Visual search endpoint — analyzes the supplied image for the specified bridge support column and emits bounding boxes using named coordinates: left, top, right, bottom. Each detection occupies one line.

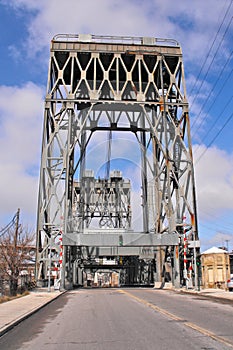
left=173, top=246, right=180, bottom=288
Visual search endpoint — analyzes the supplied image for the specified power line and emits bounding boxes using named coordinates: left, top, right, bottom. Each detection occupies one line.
left=195, top=109, right=233, bottom=164
left=199, top=211, right=233, bottom=231
left=0, top=212, right=18, bottom=238
left=191, top=15, right=233, bottom=129
left=200, top=222, right=233, bottom=233
left=189, top=0, right=233, bottom=104
left=192, top=51, right=233, bottom=142
left=194, top=94, right=233, bottom=155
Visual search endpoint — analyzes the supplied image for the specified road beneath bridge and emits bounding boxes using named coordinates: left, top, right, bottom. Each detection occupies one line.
left=1, top=288, right=233, bottom=350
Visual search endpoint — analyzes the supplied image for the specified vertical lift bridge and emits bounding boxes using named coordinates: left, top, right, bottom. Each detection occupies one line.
left=36, top=34, right=200, bottom=289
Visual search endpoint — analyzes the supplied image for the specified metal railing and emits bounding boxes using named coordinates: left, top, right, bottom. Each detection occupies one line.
left=52, top=34, right=180, bottom=47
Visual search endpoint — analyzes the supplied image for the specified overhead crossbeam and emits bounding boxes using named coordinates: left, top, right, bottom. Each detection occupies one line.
left=63, top=231, right=179, bottom=247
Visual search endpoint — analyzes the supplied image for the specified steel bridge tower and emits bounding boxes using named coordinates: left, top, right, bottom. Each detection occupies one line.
left=36, top=34, right=200, bottom=290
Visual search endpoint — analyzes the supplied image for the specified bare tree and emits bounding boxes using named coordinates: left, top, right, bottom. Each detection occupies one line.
left=0, top=209, right=35, bottom=296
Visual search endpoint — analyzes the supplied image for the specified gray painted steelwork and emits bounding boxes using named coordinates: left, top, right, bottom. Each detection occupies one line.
left=63, top=231, right=179, bottom=247
left=73, top=172, right=131, bottom=230
left=36, top=34, right=199, bottom=289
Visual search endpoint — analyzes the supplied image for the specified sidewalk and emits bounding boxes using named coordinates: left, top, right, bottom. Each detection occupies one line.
left=0, top=288, right=65, bottom=337
left=0, top=287, right=232, bottom=337
left=176, top=287, right=233, bottom=300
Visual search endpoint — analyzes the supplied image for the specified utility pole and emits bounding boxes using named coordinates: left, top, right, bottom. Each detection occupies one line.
left=12, top=208, right=20, bottom=295
left=14, top=208, right=20, bottom=250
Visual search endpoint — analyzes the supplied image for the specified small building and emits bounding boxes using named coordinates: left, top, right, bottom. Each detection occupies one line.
left=229, top=251, right=233, bottom=274
left=201, top=247, right=230, bottom=289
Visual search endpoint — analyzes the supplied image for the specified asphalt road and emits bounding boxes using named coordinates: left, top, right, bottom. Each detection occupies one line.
left=0, top=288, right=233, bottom=350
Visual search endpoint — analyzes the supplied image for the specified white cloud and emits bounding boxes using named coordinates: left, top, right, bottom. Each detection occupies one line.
left=0, top=82, right=232, bottom=239
left=0, top=82, right=44, bottom=226
left=3, top=0, right=232, bottom=66
left=201, top=231, right=233, bottom=252
left=194, top=144, right=233, bottom=220
left=1, top=0, right=232, bottom=250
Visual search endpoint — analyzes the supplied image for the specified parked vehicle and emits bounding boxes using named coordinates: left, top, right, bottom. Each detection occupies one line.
left=227, top=275, right=233, bottom=291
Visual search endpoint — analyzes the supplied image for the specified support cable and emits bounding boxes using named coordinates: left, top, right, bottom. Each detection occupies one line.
left=105, top=129, right=112, bottom=180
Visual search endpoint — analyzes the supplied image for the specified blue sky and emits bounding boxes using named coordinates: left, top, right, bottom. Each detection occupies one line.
left=0, top=0, right=232, bottom=251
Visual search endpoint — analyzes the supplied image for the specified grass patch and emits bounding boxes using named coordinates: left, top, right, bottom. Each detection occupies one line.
left=0, top=290, right=30, bottom=304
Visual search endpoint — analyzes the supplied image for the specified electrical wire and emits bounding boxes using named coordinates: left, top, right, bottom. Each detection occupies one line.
left=194, top=94, right=233, bottom=155
left=200, top=222, right=230, bottom=232
left=195, top=110, right=233, bottom=165
left=0, top=212, right=17, bottom=238
left=190, top=0, right=233, bottom=115
left=192, top=51, right=233, bottom=142
left=191, top=15, right=233, bottom=129
left=199, top=209, right=233, bottom=229
left=188, top=2, right=233, bottom=248
left=189, top=0, right=233, bottom=99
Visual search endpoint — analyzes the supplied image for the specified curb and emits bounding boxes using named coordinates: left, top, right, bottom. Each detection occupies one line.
left=174, top=288, right=233, bottom=303
left=0, top=291, right=66, bottom=337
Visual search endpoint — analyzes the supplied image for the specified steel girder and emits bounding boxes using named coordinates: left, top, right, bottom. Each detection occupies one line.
left=36, top=35, right=199, bottom=289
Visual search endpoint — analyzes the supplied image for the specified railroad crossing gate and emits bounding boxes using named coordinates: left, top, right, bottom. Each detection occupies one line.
left=36, top=34, right=200, bottom=289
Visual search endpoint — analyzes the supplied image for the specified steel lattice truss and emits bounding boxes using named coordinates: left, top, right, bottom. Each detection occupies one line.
left=73, top=172, right=131, bottom=230
left=36, top=35, right=199, bottom=288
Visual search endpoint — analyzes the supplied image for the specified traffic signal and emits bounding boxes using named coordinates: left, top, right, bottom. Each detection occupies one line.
left=196, top=255, right=201, bottom=266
